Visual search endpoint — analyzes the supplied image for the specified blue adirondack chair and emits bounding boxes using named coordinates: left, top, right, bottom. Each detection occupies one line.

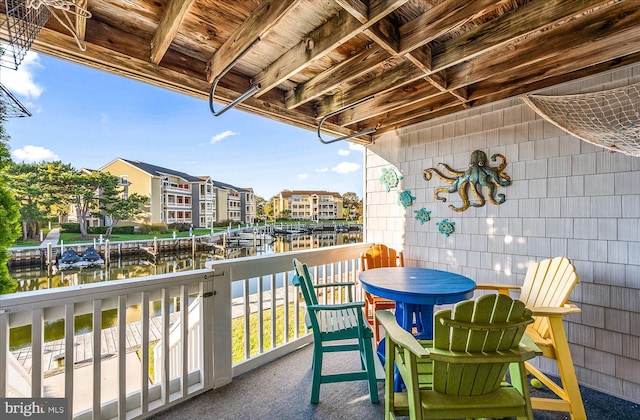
left=292, top=258, right=383, bottom=404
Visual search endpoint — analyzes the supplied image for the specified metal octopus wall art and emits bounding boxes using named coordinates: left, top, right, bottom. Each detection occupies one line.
left=423, top=150, right=512, bottom=212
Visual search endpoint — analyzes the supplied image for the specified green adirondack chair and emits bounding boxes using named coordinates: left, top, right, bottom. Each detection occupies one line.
left=376, top=294, right=540, bottom=420
left=292, top=258, right=383, bottom=404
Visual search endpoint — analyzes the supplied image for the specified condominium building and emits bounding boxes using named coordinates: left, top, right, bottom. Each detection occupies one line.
left=274, top=190, right=343, bottom=221
left=196, top=176, right=217, bottom=228
left=99, top=158, right=202, bottom=227
left=212, top=181, right=255, bottom=224
left=99, top=158, right=253, bottom=229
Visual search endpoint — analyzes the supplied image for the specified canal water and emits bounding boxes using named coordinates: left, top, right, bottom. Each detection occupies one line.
left=10, top=231, right=363, bottom=293
left=8, top=232, right=363, bottom=349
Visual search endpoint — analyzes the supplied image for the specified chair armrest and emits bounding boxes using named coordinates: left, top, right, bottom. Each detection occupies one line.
left=313, top=281, right=356, bottom=301
left=475, top=283, right=521, bottom=295
left=313, top=281, right=355, bottom=289
left=519, top=331, right=543, bottom=356
left=375, top=310, right=429, bottom=357
left=528, top=302, right=581, bottom=317
left=307, top=302, right=365, bottom=311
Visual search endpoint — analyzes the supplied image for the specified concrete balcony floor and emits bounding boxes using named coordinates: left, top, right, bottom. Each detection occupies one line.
left=150, top=343, right=639, bottom=420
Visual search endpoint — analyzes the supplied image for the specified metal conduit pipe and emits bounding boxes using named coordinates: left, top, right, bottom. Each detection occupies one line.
left=317, top=96, right=376, bottom=144
left=209, top=37, right=261, bottom=117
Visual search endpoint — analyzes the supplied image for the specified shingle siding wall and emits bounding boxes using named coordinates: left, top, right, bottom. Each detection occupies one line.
left=364, top=64, right=640, bottom=404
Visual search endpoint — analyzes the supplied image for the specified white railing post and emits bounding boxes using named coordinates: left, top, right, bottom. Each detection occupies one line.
left=0, top=313, right=8, bottom=396
left=31, top=309, right=43, bottom=398
left=211, top=268, right=232, bottom=388
left=117, top=295, right=127, bottom=420
left=141, top=291, right=150, bottom=414
left=92, top=299, right=102, bottom=417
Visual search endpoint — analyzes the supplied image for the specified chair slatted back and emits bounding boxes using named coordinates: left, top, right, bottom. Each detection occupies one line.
left=293, top=258, right=318, bottom=305
left=519, top=256, right=579, bottom=339
left=293, top=258, right=320, bottom=330
left=432, top=294, right=533, bottom=396
left=362, top=244, right=404, bottom=270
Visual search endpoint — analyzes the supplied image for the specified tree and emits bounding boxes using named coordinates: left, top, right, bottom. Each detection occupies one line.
left=5, top=162, right=48, bottom=241
left=263, top=196, right=275, bottom=221
left=102, top=192, right=148, bottom=237
left=342, top=192, right=362, bottom=221
left=0, top=117, right=21, bottom=293
left=254, top=195, right=267, bottom=220
left=40, top=162, right=120, bottom=237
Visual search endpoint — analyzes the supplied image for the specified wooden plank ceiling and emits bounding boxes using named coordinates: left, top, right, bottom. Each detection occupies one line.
left=4, top=0, right=640, bottom=145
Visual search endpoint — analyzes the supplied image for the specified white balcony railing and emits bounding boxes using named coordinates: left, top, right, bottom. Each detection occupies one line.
left=0, top=243, right=370, bottom=419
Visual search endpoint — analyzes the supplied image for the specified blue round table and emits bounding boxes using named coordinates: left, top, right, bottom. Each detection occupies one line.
left=359, top=267, right=476, bottom=391
left=359, top=267, right=476, bottom=340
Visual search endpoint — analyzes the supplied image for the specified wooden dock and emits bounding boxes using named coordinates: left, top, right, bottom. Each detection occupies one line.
left=12, top=287, right=302, bottom=376
left=12, top=313, right=180, bottom=375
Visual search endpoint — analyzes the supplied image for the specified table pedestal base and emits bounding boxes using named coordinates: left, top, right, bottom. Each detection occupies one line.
left=377, top=302, right=435, bottom=392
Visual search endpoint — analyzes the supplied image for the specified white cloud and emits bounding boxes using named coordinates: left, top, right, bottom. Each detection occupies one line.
left=210, top=130, right=237, bottom=144
left=99, top=112, right=110, bottom=124
left=298, top=173, right=308, bottom=180
left=332, top=162, right=361, bottom=174
left=338, top=149, right=350, bottom=156
left=349, top=143, right=365, bottom=152
left=11, top=145, right=59, bottom=162
left=1, top=51, right=44, bottom=99
left=315, top=167, right=328, bottom=173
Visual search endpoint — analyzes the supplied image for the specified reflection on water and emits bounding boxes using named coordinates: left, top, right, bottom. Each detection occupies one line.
left=8, top=232, right=362, bottom=349
left=11, top=232, right=362, bottom=293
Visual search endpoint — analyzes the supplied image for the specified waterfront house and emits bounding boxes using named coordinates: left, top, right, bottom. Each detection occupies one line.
left=2, top=1, right=640, bottom=418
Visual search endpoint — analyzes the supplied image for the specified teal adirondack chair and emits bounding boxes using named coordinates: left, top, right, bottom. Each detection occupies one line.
left=292, top=258, right=383, bottom=404
left=376, top=294, right=540, bottom=420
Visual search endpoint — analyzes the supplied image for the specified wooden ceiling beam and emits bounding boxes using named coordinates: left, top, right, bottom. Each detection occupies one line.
left=366, top=18, right=401, bottom=55
left=253, top=0, right=409, bottom=97
left=150, top=0, right=196, bottom=64
left=398, top=0, right=498, bottom=54
left=316, top=60, right=426, bottom=117
left=366, top=25, right=640, bottom=133
left=374, top=104, right=468, bottom=135
left=401, top=46, right=466, bottom=104
left=27, top=26, right=359, bottom=141
left=447, top=1, right=640, bottom=91
left=335, top=0, right=368, bottom=22
left=206, top=0, right=300, bottom=82
left=285, top=45, right=391, bottom=110
left=432, top=0, right=615, bottom=72
left=354, top=92, right=463, bottom=132
left=337, top=0, right=401, bottom=55
left=336, top=80, right=441, bottom=126
left=321, top=0, right=495, bottom=120
left=470, top=52, right=640, bottom=112
left=321, top=0, right=630, bottom=124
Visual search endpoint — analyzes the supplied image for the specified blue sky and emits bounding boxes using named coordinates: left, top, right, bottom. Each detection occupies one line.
left=2, top=52, right=364, bottom=199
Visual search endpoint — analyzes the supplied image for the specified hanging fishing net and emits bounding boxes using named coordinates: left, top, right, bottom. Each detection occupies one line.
left=522, top=81, right=640, bottom=157
left=1, top=0, right=91, bottom=70
left=0, top=83, right=31, bottom=117
left=0, top=0, right=51, bottom=70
